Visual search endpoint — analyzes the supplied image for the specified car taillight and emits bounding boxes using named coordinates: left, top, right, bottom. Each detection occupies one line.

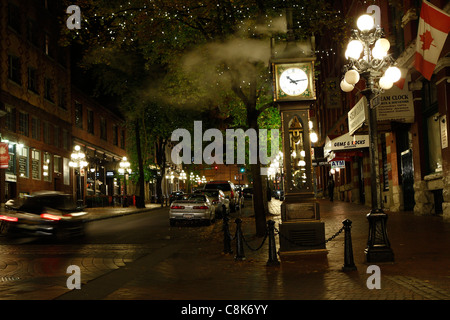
left=230, top=190, right=234, bottom=198
left=40, top=213, right=62, bottom=221
left=170, top=206, right=185, bottom=209
left=0, top=215, right=18, bottom=222
left=193, top=206, right=208, bottom=210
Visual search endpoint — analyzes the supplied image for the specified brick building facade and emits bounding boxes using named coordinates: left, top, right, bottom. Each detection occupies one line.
left=313, top=0, right=450, bottom=220
left=0, top=0, right=127, bottom=204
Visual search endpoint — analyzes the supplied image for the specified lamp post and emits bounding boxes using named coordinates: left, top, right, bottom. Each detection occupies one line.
left=119, top=156, right=131, bottom=207
left=180, top=170, right=187, bottom=191
left=341, top=14, right=398, bottom=262
left=69, top=145, right=88, bottom=207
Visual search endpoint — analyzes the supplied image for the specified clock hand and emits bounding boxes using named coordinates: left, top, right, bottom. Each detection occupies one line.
left=287, top=76, right=297, bottom=84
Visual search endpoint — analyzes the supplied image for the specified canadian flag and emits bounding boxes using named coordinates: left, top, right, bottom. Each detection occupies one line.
left=394, top=67, right=408, bottom=89
left=414, top=1, right=450, bottom=80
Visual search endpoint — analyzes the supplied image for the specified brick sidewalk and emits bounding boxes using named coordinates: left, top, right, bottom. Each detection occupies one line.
left=100, top=198, right=450, bottom=300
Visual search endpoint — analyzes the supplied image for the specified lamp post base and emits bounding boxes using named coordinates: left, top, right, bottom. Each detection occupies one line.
left=365, top=209, right=394, bottom=263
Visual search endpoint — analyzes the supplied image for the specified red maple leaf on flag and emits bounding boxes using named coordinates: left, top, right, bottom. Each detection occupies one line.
left=420, top=30, right=435, bottom=50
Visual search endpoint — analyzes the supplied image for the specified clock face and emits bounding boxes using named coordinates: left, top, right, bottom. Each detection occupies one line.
left=279, top=68, right=309, bottom=96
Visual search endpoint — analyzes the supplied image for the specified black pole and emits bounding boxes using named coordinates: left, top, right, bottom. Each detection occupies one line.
left=234, top=218, right=246, bottom=261
left=266, top=220, right=280, bottom=266
left=222, top=214, right=233, bottom=254
left=342, top=219, right=357, bottom=271
left=361, top=88, right=394, bottom=263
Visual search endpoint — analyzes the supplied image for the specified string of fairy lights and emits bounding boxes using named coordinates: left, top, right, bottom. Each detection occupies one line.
left=72, top=2, right=342, bottom=90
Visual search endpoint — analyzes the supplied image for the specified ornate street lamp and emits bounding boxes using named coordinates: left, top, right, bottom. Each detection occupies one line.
left=119, top=156, right=131, bottom=207
left=341, top=14, right=397, bottom=263
left=69, top=145, right=88, bottom=206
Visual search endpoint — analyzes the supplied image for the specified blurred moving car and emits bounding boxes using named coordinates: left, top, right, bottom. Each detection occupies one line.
left=203, top=181, right=239, bottom=212
left=194, top=189, right=229, bottom=218
left=0, top=191, right=88, bottom=240
left=169, top=193, right=216, bottom=226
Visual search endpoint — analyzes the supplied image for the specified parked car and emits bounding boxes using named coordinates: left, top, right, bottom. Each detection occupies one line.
left=203, top=181, right=239, bottom=212
left=243, top=187, right=253, bottom=199
left=195, top=189, right=229, bottom=218
left=169, top=194, right=216, bottom=226
left=0, top=191, right=88, bottom=240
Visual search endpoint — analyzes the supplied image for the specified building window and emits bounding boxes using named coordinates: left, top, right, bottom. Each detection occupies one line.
left=5, top=106, right=16, bottom=132
left=121, top=129, right=125, bottom=149
left=8, top=2, right=21, bottom=33
left=75, top=102, right=83, bottom=129
left=44, top=78, right=53, bottom=102
left=7, top=144, right=16, bottom=175
left=54, top=155, right=61, bottom=173
left=58, top=87, right=67, bottom=110
left=27, top=19, right=39, bottom=46
left=18, top=146, right=29, bottom=178
left=87, top=109, right=94, bottom=134
left=43, top=121, right=50, bottom=144
left=63, top=129, right=69, bottom=150
left=8, top=54, right=21, bottom=85
left=28, top=67, right=38, bottom=93
left=113, top=125, right=118, bottom=146
left=31, top=149, right=41, bottom=180
left=31, top=117, right=41, bottom=141
left=100, top=117, right=107, bottom=141
left=43, top=152, right=51, bottom=182
left=422, top=77, right=441, bottom=174
left=63, top=157, right=70, bottom=185
left=45, top=33, right=50, bottom=56
left=54, top=126, right=59, bottom=147
left=18, top=112, right=29, bottom=137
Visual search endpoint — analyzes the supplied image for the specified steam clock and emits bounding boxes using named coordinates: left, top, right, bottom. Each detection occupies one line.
left=271, top=15, right=326, bottom=255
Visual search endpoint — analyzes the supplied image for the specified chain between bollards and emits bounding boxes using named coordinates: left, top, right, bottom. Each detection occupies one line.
left=222, top=215, right=356, bottom=270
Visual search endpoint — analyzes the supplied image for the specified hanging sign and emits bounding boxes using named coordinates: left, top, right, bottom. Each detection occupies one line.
left=331, top=160, right=345, bottom=169
left=348, top=97, right=368, bottom=135
left=0, top=142, right=10, bottom=169
left=376, top=87, right=414, bottom=123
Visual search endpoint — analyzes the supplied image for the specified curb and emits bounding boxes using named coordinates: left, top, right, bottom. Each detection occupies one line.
left=84, top=205, right=166, bottom=223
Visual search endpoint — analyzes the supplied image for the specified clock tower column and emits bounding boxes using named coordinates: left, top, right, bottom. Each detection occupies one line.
left=270, top=25, right=326, bottom=256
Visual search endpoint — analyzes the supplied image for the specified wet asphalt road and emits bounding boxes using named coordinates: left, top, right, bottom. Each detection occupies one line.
left=0, top=206, right=215, bottom=300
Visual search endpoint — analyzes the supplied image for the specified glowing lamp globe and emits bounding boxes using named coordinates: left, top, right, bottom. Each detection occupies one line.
left=346, top=40, right=363, bottom=59
left=372, top=46, right=387, bottom=60
left=384, top=66, right=401, bottom=83
left=344, top=69, right=360, bottom=85
left=379, top=76, right=393, bottom=90
left=310, top=132, right=318, bottom=143
left=357, top=14, right=375, bottom=31
left=375, top=38, right=390, bottom=53
left=340, top=79, right=354, bottom=92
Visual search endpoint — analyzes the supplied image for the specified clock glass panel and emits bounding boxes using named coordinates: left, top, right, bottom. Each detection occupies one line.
left=279, top=68, right=308, bottom=96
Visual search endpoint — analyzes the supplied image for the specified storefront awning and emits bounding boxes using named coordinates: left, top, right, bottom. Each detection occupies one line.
left=327, top=150, right=364, bottom=162
left=324, top=132, right=369, bottom=155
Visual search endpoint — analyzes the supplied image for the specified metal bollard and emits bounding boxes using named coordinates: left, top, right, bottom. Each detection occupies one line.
left=266, top=220, right=280, bottom=266
left=342, top=219, right=357, bottom=271
left=234, top=218, right=246, bottom=261
left=222, top=214, right=233, bottom=254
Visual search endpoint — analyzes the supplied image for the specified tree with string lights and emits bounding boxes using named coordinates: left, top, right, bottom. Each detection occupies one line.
left=62, top=0, right=347, bottom=236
